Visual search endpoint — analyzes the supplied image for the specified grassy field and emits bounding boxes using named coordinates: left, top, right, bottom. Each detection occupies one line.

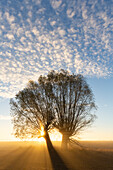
left=0, top=141, right=113, bottom=170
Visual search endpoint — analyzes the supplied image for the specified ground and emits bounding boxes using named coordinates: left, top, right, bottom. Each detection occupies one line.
left=0, top=141, right=113, bottom=170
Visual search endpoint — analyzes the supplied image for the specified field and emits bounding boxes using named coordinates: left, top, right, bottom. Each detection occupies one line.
left=0, top=141, right=113, bottom=170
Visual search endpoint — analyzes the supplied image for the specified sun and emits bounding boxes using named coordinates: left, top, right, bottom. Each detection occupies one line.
left=15, top=127, right=62, bottom=142
left=37, top=127, right=62, bottom=142
left=37, top=126, right=45, bottom=142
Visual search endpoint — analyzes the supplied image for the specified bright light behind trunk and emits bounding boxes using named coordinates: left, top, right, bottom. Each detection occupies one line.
left=40, top=126, right=45, bottom=136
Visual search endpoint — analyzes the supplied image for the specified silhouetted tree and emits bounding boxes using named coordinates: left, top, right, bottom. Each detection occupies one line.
left=37, top=70, right=96, bottom=149
left=10, top=80, right=55, bottom=147
left=10, top=69, right=96, bottom=149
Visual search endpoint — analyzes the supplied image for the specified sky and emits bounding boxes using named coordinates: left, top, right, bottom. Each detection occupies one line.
left=0, top=0, right=113, bottom=141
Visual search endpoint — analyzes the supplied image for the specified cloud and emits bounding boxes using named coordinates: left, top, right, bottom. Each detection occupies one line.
left=4, top=34, right=14, bottom=40
left=50, top=20, right=56, bottom=26
left=67, top=8, right=75, bottom=18
left=0, top=0, right=113, bottom=99
left=58, top=27, right=66, bottom=36
left=50, top=0, right=62, bottom=9
left=4, top=12, right=15, bottom=24
left=32, top=0, right=42, bottom=5
left=28, top=11, right=32, bottom=18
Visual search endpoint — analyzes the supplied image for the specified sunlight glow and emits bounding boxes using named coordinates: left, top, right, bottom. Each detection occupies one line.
left=37, top=126, right=45, bottom=142
left=49, top=129, right=62, bottom=141
left=38, top=128, right=62, bottom=142
left=40, top=126, right=45, bottom=136
left=38, top=137, right=45, bottom=142
left=11, top=128, right=62, bottom=142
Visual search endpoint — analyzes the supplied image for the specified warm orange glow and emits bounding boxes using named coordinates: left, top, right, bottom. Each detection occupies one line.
left=40, top=126, right=45, bottom=136
left=37, top=137, right=45, bottom=142
left=38, top=128, right=62, bottom=142
left=37, top=125, right=45, bottom=142
left=14, top=128, right=62, bottom=142
left=49, top=129, right=62, bottom=141
left=37, top=126, right=45, bottom=142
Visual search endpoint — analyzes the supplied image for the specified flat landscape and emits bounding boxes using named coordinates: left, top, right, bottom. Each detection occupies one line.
left=0, top=141, right=113, bottom=170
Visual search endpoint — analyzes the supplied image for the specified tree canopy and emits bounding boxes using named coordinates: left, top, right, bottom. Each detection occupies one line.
left=10, top=79, right=55, bottom=139
left=10, top=69, right=96, bottom=147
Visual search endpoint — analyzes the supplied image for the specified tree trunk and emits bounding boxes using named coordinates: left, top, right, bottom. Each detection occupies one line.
left=44, top=130, right=53, bottom=150
left=44, top=130, right=69, bottom=170
left=61, top=134, right=69, bottom=149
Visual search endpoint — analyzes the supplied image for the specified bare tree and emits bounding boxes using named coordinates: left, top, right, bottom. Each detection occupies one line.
left=10, top=69, right=96, bottom=149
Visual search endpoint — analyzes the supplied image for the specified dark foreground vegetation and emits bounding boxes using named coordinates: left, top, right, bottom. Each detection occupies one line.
left=10, top=70, right=96, bottom=150
left=0, top=141, right=113, bottom=170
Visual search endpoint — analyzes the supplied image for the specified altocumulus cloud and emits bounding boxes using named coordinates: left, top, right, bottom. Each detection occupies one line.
left=0, top=0, right=113, bottom=99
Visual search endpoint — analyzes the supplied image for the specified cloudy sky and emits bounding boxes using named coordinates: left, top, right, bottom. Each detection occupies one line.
left=0, top=0, right=113, bottom=140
